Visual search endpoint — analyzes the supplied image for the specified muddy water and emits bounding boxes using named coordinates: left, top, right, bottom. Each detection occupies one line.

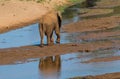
left=0, top=50, right=120, bottom=79
left=62, top=8, right=80, bottom=24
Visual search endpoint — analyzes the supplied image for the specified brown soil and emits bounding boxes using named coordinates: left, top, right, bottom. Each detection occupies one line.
left=83, top=56, right=120, bottom=63
left=80, top=8, right=113, bottom=17
left=81, top=72, right=120, bottom=79
left=62, top=16, right=120, bottom=33
left=95, top=0, right=120, bottom=8
left=72, top=72, right=120, bottom=79
left=0, top=41, right=116, bottom=65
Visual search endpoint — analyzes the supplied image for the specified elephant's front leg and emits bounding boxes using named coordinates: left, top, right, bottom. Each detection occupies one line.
left=47, top=35, right=51, bottom=46
left=50, top=32, right=54, bottom=43
left=40, top=33, right=44, bottom=47
left=39, top=24, right=44, bottom=47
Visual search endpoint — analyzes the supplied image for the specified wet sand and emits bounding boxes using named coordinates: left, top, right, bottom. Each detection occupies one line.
left=72, top=72, right=120, bottom=79
left=62, top=16, right=120, bottom=33
left=83, top=56, right=120, bottom=63
left=0, top=40, right=116, bottom=65
left=95, top=0, right=120, bottom=8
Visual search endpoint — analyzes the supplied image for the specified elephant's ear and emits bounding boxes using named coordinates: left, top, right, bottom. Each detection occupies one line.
left=57, top=12, right=62, bottom=28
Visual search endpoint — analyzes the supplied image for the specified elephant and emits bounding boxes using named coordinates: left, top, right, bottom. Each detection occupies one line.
left=39, top=55, right=61, bottom=79
left=39, top=11, right=62, bottom=46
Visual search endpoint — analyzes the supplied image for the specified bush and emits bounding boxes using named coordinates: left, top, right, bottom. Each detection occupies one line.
left=36, top=0, right=45, bottom=3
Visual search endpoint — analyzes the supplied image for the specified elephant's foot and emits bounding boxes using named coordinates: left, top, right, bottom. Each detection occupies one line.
left=48, top=42, right=54, bottom=46
left=56, top=39, right=60, bottom=44
left=51, top=38, right=54, bottom=43
left=40, top=44, right=44, bottom=47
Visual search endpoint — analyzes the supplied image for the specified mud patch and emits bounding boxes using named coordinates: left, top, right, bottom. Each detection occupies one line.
left=62, top=16, right=120, bottom=33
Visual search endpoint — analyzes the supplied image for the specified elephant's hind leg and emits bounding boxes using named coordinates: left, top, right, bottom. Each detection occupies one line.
left=47, top=28, right=54, bottom=46
left=56, top=34, right=60, bottom=43
left=55, top=26, right=60, bottom=43
left=50, top=31, right=54, bottom=44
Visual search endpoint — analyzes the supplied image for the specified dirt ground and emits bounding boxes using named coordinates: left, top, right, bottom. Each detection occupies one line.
left=0, top=41, right=117, bottom=65
left=1, top=0, right=120, bottom=79
left=62, top=15, right=120, bottom=33
left=72, top=72, right=120, bottom=79
left=95, top=0, right=120, bottom=8
left=0, top=0, right=68, bottom=33
left=88, top=72, right=120, bottom=79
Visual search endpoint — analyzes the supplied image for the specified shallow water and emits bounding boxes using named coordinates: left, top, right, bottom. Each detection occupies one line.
left=0, top=24, right=39, bottom=48
left=0, top=23, right=71, bottom=48
left=0, top=50, right=120, bottom=79
left=62, top=7, right=80, bottom=24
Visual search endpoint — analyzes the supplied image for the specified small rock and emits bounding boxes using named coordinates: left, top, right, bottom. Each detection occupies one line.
left=85, top=49, right=90, bottom=52
left=13, top=14, right=15, bottom=16
left=78, top=50, right=84, bottom=52
left=71, top=44, right=78, bottom=46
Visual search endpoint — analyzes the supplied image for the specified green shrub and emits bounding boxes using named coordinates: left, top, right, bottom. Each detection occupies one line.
left=36, top=0, right=45, bottom=3
left=69, top=0, right=85, bottom=4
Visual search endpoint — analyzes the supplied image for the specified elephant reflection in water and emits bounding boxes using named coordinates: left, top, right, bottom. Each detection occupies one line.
left=39, top=55, right=61, bottom=79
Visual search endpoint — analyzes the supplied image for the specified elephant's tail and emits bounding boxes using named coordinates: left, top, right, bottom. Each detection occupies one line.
left=57, top=12, right=62, bottom=28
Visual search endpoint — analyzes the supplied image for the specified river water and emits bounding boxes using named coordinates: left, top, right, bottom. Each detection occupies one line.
left=0, top=50, right=120, bottom=79
left=0, top=23, right=70, bottom=48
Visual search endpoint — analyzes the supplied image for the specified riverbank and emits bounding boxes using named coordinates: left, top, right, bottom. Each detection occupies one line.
left=71, top=72, right=120, bottom=79
left=0, top=40, right=117, bottom=65
left=0, top=0, right=68, bottom=33
left=62, top=15, right=120, bottom=33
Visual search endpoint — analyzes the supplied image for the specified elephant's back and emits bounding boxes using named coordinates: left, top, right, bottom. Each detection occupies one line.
left=42, top=11, right=58, bottom=25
